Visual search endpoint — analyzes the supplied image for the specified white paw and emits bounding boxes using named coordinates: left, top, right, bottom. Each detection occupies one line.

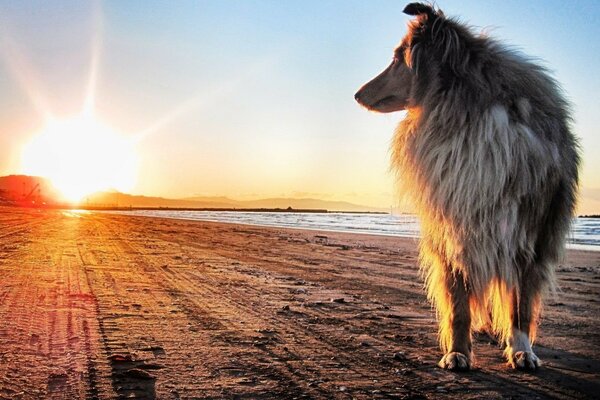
left=505, top=328, right=541, bottom=370
left=510, top=350, right=541, bottom=370
left=438, top=352, right=471, bottom=371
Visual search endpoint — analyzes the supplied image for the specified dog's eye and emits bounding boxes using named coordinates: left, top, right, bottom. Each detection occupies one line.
left=392, top=57, right=400, bottom=65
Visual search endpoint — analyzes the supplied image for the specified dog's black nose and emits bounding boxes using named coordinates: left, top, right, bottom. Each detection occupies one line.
left=354, top=91, right=361, bottom=102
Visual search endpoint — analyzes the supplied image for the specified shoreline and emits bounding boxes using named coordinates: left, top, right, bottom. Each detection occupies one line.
left=98, top=208, right=600, bottom=252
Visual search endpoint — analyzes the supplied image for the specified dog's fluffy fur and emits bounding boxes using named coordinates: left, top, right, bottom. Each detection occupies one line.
left=355, top=3, right=580, bottom=370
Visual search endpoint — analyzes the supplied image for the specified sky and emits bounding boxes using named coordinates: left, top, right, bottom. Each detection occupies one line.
left=0, top=1, right=599, bottom=212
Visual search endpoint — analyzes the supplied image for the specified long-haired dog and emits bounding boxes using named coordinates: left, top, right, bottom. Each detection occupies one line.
left=355, top=3, right=580, bottom=370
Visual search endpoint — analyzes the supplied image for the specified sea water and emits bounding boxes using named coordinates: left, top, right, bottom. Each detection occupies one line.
left=105, top=210, right=600, bottom=250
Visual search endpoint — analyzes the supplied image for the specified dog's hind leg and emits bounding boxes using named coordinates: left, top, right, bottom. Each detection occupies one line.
left=505, top=270, right=543, bottom=370
left=438, top=270, right=472, bottom=371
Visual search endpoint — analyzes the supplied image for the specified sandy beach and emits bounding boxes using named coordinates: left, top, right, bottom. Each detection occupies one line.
left=0, top=207, right=598, bottom=399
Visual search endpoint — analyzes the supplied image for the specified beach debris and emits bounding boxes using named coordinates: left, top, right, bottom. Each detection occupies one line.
left=109, top=354, right=133, bottom=363
left=331, top=297, right=346, bottom=303
left=281, top=305, right=290, bottom=311
left=325, top=243, right=351, bottom=250
left=141, top=345, right=166, bottom=357
left=315, top=235, right=328, bottom=244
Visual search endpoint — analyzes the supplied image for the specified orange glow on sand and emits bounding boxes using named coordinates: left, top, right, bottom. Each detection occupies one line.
left=20, top=114, right=138, bottom=203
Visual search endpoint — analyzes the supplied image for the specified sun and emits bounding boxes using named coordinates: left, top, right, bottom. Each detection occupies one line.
left=20, top=114, right=138, bottom=203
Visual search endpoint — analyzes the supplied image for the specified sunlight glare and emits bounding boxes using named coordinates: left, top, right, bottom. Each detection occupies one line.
left=20, top=115, right=138, bottom=203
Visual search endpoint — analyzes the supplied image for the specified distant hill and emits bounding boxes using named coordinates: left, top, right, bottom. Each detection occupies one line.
left=86, top=192, right=384, bottom=212
left=82, top=192, right=238, bottom=209
left=0, top=174, right=385, bottom=212
left=183, top=196, right=386, bottom=212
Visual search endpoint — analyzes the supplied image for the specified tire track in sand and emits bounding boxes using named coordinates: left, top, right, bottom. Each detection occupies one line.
left=0, top=211, right=114, bottom=399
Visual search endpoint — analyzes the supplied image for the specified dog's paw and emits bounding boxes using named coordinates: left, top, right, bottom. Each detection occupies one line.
left=438, top=352, right=471, bottom=371
left=509, top=351, right=541, bottom=370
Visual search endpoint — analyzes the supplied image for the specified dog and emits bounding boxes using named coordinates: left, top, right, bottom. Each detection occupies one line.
left=355, top=3, right=580, bottom=370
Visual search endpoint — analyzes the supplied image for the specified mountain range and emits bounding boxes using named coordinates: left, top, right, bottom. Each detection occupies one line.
left=82, top=191, right=385, bottom=212
left=0, top=175, right=385, bottom=212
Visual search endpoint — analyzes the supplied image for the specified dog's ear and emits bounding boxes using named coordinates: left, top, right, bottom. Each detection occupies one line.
left=404, top=3, right=471, bottom=78
left=403, top=3, right=437, bottom=19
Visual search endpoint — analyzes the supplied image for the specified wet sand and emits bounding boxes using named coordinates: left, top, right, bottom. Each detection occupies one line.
left=0, top=207, right=598, bottom=399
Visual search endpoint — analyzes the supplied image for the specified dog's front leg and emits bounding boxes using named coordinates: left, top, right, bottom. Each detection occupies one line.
left=438, top=270, right=472, bottom=371
left=505, top=276, right=542, bottom=370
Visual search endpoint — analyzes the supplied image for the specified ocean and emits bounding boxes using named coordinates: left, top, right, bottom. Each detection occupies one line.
left=104, top=210, right=600, bottom=250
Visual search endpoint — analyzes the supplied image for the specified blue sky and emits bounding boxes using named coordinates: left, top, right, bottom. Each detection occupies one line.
left=0, top=1, right=599, bottom=211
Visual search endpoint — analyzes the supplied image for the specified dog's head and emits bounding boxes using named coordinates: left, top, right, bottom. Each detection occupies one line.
left=355, top=2, right=475, bottom=113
